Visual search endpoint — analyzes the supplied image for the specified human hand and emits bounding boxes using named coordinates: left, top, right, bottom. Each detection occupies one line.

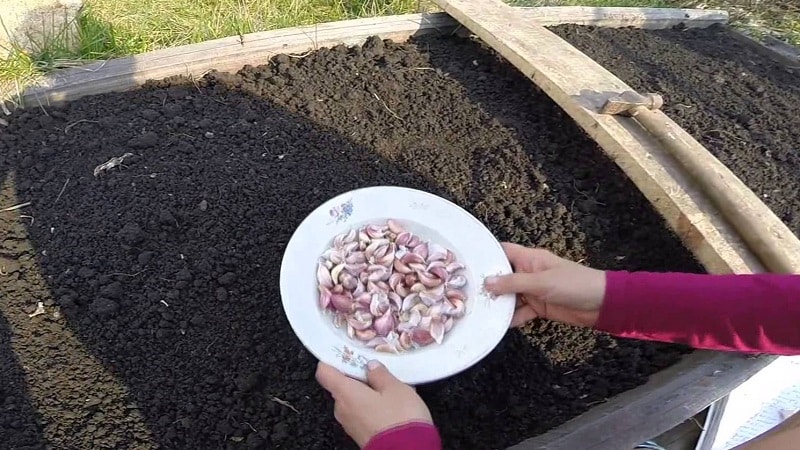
left=315, top=360, right=433, bottom=448
left=484, top=242, right=606, bottom=328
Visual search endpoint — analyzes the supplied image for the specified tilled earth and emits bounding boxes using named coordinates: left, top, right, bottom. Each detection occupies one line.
left=1, top=30, right=742, bottom=450
left=551, top=23, right=800, bottom=234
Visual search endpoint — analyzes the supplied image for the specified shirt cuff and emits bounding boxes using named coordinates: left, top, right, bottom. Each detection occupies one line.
left=363, top=421, right=442, bottom=450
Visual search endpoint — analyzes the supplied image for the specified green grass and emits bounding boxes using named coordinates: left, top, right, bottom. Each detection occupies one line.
left=0, top=0, right=798, bottom=102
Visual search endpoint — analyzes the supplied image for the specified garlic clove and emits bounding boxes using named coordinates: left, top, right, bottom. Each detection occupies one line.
left=444, top=316, right=454, bottom=332
left=375, top=343, right=399, bottom=354
left=387, top=292, right=403, bottom=310
left=407, top=235, right=421, bottom=248
left=427, top=243, right=447, bottom=262
left=345, top=263, right=367, bottom=275
left=412, top=243, right=429, bottom=260
left=356, top=329, right=377, bottom=341
left=394, top=259, right=412, bottom=274
left=341, top=273, right=358, bottom=291
left=399, top=331, right=413, bottom=350
left=317, top=262, right=334, bottom=288
left=343, top=241, right=359, bottom=255
left=401, top=293, right=419, bottom=312
left=354, top=293, right=372, bottom=308
left=418, top=271, right=443, bottom=288
left=396, top=231, right=412, bottom=247
left=373, top=309, right=396, bottom=337
left=346, top=252, right=366, bottom=264
left=330, top=264, right=346, bottom=284
left=411, top=328, right=434, bottom=346
left=347, top=323, right=355, bottom=339
left=448, top=275, right=467, bottom=288
left=446, top=289, right=466, bottom=301
left=389, top=273, right=404, bottom=291
left=387, top=219, right=405, bottom=234
left=445, top=262, right=464, bottom=273
left=366, top=337, right=387, bottom=348
left=347, top=315, right=372, bottom=331
left=430, top=318, right=445, bottom=344
left=319, top=285, right=332, bottom=309
left=331, top=294, right=354, bottom=313
left=396, top=284, right=410, bottom=297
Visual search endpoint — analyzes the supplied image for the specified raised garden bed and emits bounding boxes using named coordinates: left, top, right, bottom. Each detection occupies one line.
left=0, top=9, right=794, bottom=450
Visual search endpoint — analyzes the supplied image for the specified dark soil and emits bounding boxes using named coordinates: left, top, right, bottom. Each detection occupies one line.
left=0, top=33, right=707, bottom=450
left=550, top=23, right=800, bottom=234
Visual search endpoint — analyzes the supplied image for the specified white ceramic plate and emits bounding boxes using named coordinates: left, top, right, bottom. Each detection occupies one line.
left=280, top=186, right=516, bottom=385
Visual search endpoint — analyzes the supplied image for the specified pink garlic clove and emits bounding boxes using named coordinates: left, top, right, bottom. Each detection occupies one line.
left=333, top=313, right=346, bottom=328
left=387, top=219, right=405, bottom=234
left=407, top=235, right=421, bottom=247
left=353, top=280, right=366, bottom=296
left=333, top=232, right=347, bottom=248
left=367, top=266, right=390, bottom=282
left=396, top=284, right=410, bottom=297
left=411, top=328, right=434, bottom=346
left=446, top=289, right=466, bottom=301
left=359, top=230, right=370, bottom=244
left=375, top=343, right=399, bottom=354
left=387, top=292, right=403, bottom=310
left=356, top=329, right=377, bottom=341
left=376, top=281, right=390, bottom=292
left=425, top=284, right=445, bottom=298
left=365, top=239, right=390, bottom=258
left=418, top=271, right=444, bottom=288
left=430, top=318, right=445, bottom=344
left=408, top=308, right=422, bottom=326
left=444, top=317, right=454, bottom=332
left=343, top=241, right=359, bottom=255
left=331, top=294, right=354, bottom=313
left=346, top=252, right=366, bottom=264
left=448, top=298, right=465, bottom=317
left=373, top=244, right=390, bottom=260
left=373, top=309, right=396, bottom=337
left=401, top=293, right=419, bottom=312
left=319, top=285, right=332, bottom=309
left=341, top=273, right=358, bottom=291
left=404, top=273, right=418, bottom=287
left=347, top=315, right=372, bottom=331
left=410, top=282, right=426, bottom=293
left=399, top=332, right=413, bottom=350
left=396, top=321, right=415, bottom=333
left=344, top=228, right=358, bottom=243
left=370, top=293, right=389, bottom=316
left=427, top=243, right=447, bottom=262
left=324, top=260, right=333, bottom=270
left=396, top=231, right=412, bottom=247
left=332, top=285, right=344, bottom=294
left=354, top=292, right=372, bottom=308
left=448, top=275, right=467, bottom=288
left=366, top=224, right=387, bottom=239
left=317, top=262, right=334, bottom=288
left=394, top=259, right=412, bottom=274
left=412, top=243, right=429, bottom=260
left=444, top=250, right=455, bottom=265
left=410, top=303, right=428, bottom=317
left=347, top=323, right=355, bottom=339
left=445, top=262, right=464, bottom=273
left=345, top=263, right=367, bottom=275
left=426, top=303, right=444, bottom=318
left=419, top=316, right=432, bottom=330
left=401, top=252, right=425, bottom=266
left=358, top=272, right=369, bottom=283
left=389, top=273, right=404, bottom=291
left=408, top=263, right=426, bottom=272
left=366, top=337, right=387, bottom=348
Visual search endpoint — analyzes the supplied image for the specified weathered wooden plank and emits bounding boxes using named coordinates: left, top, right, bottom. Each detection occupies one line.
left=19, top=7, right=730, bottom=109
left=432, top=0, right=800, bottom=275
left=518, top=6, right=728, bottom=29
left=508, top=352, right=776, bottom=450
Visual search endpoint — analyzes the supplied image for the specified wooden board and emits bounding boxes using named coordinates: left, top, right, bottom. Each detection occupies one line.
left=431, top=0, right=800, bottom=275
left=18, top=7, right=728, bottom=109
left=509, top=352, right=776, bottom=450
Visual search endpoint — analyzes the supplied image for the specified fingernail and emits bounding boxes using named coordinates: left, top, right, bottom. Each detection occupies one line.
left=367, top=360, right=382, bottom=370
left=485, top=276, right=497, bottom=286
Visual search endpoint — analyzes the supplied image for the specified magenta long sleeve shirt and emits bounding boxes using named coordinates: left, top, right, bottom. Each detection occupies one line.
left=363, top=271, right=800, bottom=450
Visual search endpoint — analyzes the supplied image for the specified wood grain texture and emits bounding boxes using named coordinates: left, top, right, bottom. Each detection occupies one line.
left=431, top=0, right=779, bottom=275
left=508, top=352, right=776, bottom=450
left=518, top=6, right=727, bottom=29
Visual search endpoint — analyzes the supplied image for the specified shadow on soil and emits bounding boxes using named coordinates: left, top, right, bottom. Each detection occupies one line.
left=0, top=29, right=697, bottom=450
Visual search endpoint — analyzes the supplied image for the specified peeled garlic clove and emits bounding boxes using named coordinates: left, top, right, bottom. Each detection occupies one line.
left=330, top=264, right=346, bottom=284
left=448, top=275, right=467, bottom=288
left=430, top=318, right=445, bottom=344
left=346, top=252, right=366, bottom=264
left=387, top=219, right=405, bottom=234
left=427, top=243, right=447, bottom=262
left=396, top=231, right=412, bottom=247
left=394, top=259, right=412, bottom=274
left=399, top=331, right=413, bottom=350
left=347, top=315, right=372, bottom=331
left=401, top=293, right=419, bottom=312
left=356, top=329, right=377, bottom=341
left=387, top=292, right=403, bottom=310
left=374, top=309, right=396, bottom=337
left=418, top=271, right=443, bottom=288
left=331, top=294, right=354, bottom=313
left=319, top=285, right=332, bottom=309
left=412, top=243, right=429, bottom=260
left=317, top=262, right=334, bottom=288
left=376, top=343, right=399, bottom=354
left=411, top=328, right=434, bottom=346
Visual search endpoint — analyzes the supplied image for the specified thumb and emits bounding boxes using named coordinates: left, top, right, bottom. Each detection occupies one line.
left=365, top=360, right=400, bottom=392
left=485, top=271, right=550, bottom=297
